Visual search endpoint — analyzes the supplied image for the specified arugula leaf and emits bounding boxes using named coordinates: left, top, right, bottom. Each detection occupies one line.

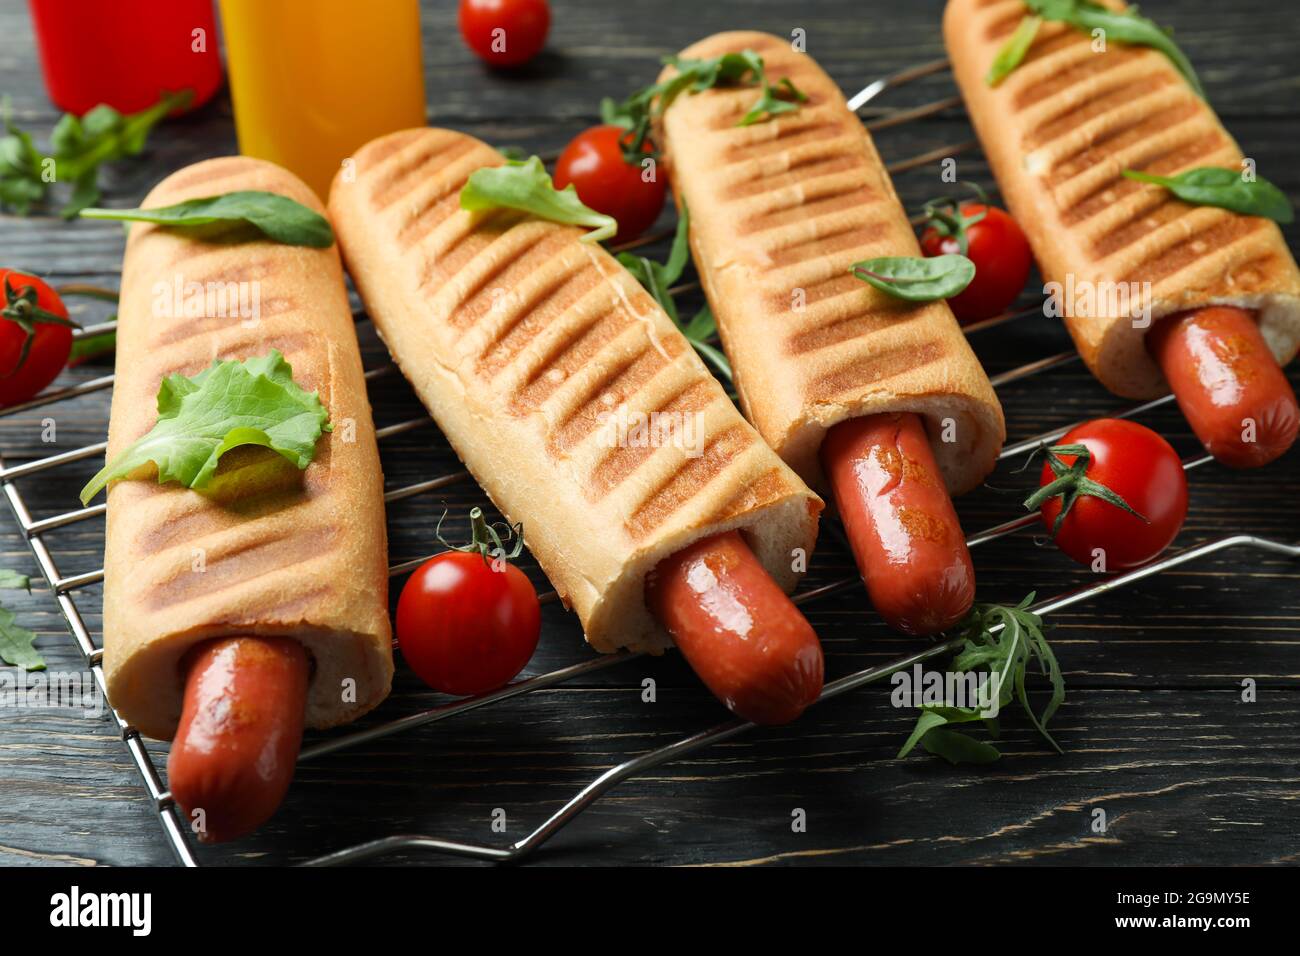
left=80, top=350, right=331, bottom=504
left=850, top=254, right=976, bottom=302
left=615, top=203, right=734, bottom=382
left=603, top=49, right=808, bottom=162
left=897, top=594, right=1065, bottom=765
left=1122, top=166, right=1294, bottom=224
left=460, top=156, right=617, bottom=244
left=987, top=15, right=1043, bottom=86
left=0, top=570, right=30, bottom=591
left=0, top=90, right=191, bottom=219
left=80, top=190, right=335, bottom=247
left=0, top=603, right=43, bottom=671
left=1017, top=0, right=1204, bottom=97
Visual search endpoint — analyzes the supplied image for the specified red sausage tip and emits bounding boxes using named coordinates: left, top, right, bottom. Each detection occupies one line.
left=167, top=636, right=310, bottom=844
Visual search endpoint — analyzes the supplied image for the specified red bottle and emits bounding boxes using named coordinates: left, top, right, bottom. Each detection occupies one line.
left=28, top=0, right=222, bottom=115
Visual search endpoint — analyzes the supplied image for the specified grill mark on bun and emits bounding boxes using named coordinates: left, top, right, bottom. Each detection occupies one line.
left=766, top=220, right=890, bottom=268
left=1121, top=214, right=1266, bottom=287
left=1025, top=73, right=1178, bottom=150
left=477, top=264, right=601, bottom=376
left=416, top=210, right=516, bottom=298
left=764, top=272, right=862, bottom=313
left=625, top=425, right=754, bottom=540
left=144, top=523, right=339, bottom=611
left=547, top=337, right=685, bottom=454
left=807, top=338, right=946, bottom=402
left=726, top=119, right=848, bottom=162
left=1091, top=195, right=1187, bottom=260
left=710, top=465, right=788, bottom=523
left=369, top=135, right=477, bottom=211
left=588, top=379, right=718, bottom=499
left=510, top=308, right=633, bottom=413
left=1013, top=47, right=1148, bottom=113
left=1059, top=130, right=1226, bottom=226
left=1048, top=100, right=1205, bottom=182
left=738, top=185, right=879, bottom=235
left=785, top=297, right=917, bottom=355
left=722, top=154, right=858, bottom=201
left=354, top=128, right=428, bottom=176
left=452, top=228, right=577, bottom=333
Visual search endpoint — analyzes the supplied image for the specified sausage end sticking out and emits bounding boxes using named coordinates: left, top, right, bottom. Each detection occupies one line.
left=821, top=412, right=975, bottom=636
left=1147, top=306, right=1299, bottom=469
left=646, top=530, right=823, bottom=725
left=167, top=636, right=310, bottom=844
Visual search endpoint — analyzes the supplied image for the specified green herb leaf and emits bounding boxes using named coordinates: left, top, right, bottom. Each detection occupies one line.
left=987, top=14, right=1043, bottom=86
left=1020, top=0, right=1204, bottom=97
left=460, top=156, right=617, bottom=244
left=898, top=593, right=1065, bottom=765
left=79, top=350, right=331, bottom=504
left=921, top=728, right=1003, bottom=764
left=0, top=603, right=43, bottom=671
left=1023, top=442, right=1148, bottom=537
left=850, top=254, right=976, bottom=302
left=80, top=190, right=335, bottom=247
left=0, top=90, right=190, bottom=219
left=615, top=203, right=734, bottom=383
left=0, top=569, right=31, bottom=591
left=604, top=49, right=808, bottom=163
left=1122, top=166, right=1294, bottom=224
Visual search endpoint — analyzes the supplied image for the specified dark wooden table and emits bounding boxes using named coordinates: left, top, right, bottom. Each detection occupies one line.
left=2, top=0, right=1298, bottom=867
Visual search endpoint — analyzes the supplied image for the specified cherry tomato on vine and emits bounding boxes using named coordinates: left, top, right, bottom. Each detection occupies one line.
left=554, top=124, right=666, bottom=243
left=0, top=269, right=77, bottom=407
left=396, top=509, right=541, bottom=696
left=458, top=0, right=550, bottom=68
left=919, top=189, right=1033, bottom=324
left=1026, top=419, right=1188, bottom=571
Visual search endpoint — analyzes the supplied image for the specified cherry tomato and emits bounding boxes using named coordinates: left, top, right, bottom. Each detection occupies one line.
left=554, top=124, right=667, bottom=244
left=458, top=0, right=550, bottom=68
left=1035, top=419, right=1188, bottom=571
left=397, top=549, right=541, bottom=696
left=920, top=203, right=1033, bottom=324
left=0, top=269, right=75, bottom=407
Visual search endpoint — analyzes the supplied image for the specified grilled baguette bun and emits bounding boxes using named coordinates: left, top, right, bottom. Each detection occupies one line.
left=655, top=31, right=1005, bottom=495
left=102, top=157, right=392, bottom=741
left=945, top=0, right=1300, bottom=398
left=329, top=128, right=822, bottom=655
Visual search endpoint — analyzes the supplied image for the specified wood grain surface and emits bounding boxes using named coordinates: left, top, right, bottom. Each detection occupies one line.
left=1, top=0, right=1297, bottom=867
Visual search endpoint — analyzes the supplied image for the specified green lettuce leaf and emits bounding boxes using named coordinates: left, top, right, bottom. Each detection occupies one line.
left=460, top=156, right=618, bottom=243
left=80, top=350, right=330, bottom=504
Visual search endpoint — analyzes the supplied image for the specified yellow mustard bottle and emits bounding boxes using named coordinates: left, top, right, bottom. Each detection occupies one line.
left=219, top=0, right=427, bottom=198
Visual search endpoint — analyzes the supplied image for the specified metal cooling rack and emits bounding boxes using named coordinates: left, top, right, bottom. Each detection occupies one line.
left=3, top=58, right=1297, bottom=867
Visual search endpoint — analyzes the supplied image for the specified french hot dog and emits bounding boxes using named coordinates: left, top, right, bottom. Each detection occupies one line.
left=945, top=0, right=1300, bottom=466
left=101, top=157, right=392, bottom=841
left=654, top=32, right=1003, bottom=634
left=328, top=128, right=825, bottom=721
